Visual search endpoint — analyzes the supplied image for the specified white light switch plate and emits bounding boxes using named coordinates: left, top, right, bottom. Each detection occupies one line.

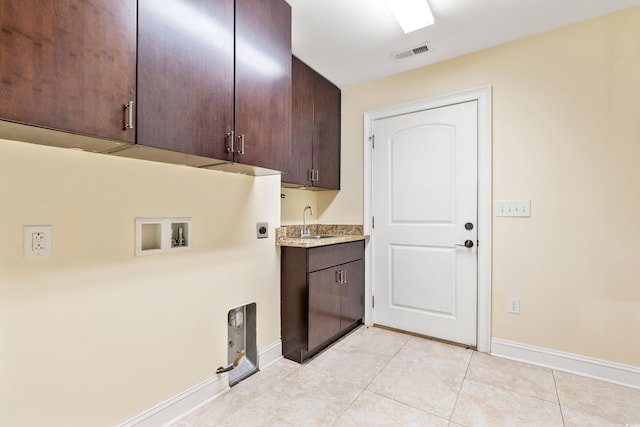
left=496, top=200, right=531, bottom=217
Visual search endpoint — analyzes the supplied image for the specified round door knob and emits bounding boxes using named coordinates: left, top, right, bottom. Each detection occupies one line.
left=455, top=240, right=474, bottom=248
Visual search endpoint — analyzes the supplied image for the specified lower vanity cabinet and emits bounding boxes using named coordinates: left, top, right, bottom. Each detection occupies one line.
left=281, top=240, right=364, bottom=363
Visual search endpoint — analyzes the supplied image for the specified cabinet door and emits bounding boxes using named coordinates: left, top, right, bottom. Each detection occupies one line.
left=308, top=268, right=341, bottom=350
left=287, top=56, right=314, bottom=185
left=0, top=0, right=136, bottom=142
left=340, top=259, right=365, bottom=331
left=137, top=0, right=234, bottom=159
left=235, top=0, right=292, bottom=171
left=312, top=71, right=341, bottom=190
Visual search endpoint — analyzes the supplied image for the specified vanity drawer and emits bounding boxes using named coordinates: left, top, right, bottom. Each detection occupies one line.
left=308, top=240, right=364, bottom=272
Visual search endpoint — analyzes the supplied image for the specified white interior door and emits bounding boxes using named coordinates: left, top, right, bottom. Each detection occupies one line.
left=372, top=101, right=478, bottom=346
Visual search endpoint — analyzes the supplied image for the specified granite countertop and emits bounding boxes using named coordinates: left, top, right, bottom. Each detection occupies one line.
left=276, top=224, right=368, bottom=248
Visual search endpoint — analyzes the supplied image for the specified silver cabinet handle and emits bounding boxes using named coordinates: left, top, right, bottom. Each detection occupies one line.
left=314, top=169, right=319, bottom=182
left=342, top=270, right=347, bottom=283
left=124, top=101, right=134, bottom=130
left=335, top=270, right=341, bottom=283
left=237, top=134, right=245, bottom=155
left=227, top=131, right=235, bottom=153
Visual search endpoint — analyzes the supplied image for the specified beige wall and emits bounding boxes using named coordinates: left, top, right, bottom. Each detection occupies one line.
left=307, top=7, right=640, bottom=365
left=3, top=7, right=639, bottom=426
left=280, top=188, right=319, bottom=225
left=0, top=140, right=282, bottom=426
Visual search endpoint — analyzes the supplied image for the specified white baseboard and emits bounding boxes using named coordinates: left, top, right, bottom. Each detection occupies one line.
left=117, top=339, right=283, bottom=427
left=117, top=374, right=229, bottom=427
left=491, top=338, right=640, bottom=390
left=258, top=339, right=283, bottom=370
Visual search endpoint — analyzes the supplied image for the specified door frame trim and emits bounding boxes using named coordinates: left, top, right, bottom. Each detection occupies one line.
left=363, top=85, right=492, bottom=353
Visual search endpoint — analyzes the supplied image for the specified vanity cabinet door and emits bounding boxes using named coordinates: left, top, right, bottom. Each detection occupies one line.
left=137, top=0, right=234, bottom=159
left=308, top=268, right=341, bottom=350
left=340, top=259, right=364, bottom=330
left=308, top=259, right=364, bottom=349
left=0, top=0, right=136, bottom=142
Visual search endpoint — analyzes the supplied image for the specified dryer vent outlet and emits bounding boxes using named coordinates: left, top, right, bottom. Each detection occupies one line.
left=226, top=303, right=258, bottom=386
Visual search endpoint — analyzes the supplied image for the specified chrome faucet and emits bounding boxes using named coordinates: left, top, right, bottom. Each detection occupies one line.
left=302, top=206, right=313, bottom=237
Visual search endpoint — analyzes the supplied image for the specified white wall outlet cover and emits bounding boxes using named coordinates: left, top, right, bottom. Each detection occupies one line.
left=24, top=225, right=52, bottom=259
left=508, top=297, right=520, bottom=314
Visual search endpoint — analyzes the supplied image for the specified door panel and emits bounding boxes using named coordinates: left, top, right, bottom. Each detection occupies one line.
left=373, top=101, right=478, bottom=346
left=340, top=259, right=364, bottom=330
left=235, top=0, right=291, bottom=171
left=390, top=245, right=456, bottom=316
left=391, top=126, right=455, bottom=223
left=308, top=268, right=341, bottom=349
left=312, top=70, right=341, bottom=190
left=289, top=56, right=314, bottom=183
left=137, top=0, right=234, bottom=158
left=0, top=0, right=136, bottom=142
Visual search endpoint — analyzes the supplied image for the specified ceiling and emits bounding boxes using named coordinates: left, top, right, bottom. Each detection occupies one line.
left=284, top=0, right=640, bottom=88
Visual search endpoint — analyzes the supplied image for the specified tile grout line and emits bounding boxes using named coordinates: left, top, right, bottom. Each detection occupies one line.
left=218, top=361, right=303, bottom=426
left=453, top=354, right=565, bottom=425
left=286, top=328, right=387, bottom=426
left=329, top=388, right=365, bottom=426
left=552, top=370, right=567, bottom=426
left=467, top=353, right=569, bottom=407
left=447, top=347, right=474, bottom=425
left=359, top=334, right=451, bottom=423
left=329, top=326, right=413, bottom=426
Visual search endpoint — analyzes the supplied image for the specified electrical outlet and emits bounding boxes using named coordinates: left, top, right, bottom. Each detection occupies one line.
left=256, top=222, right=268, bottom=239
left=508, top=297, right=520, bottom=314
left=24, top=225, right=52, bottom=259
left=32, top=232, right=45, bottom=252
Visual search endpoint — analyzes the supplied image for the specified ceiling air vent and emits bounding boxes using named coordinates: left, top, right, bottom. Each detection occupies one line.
left=393, top=41, right=432, bottom=61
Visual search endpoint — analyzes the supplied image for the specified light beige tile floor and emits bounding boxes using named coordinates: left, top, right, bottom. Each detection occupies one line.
left=173, top=326, right=640, bottom=427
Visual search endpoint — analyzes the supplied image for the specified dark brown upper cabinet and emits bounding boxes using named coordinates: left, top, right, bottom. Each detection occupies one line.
left=233, top=0, right=292, bottom=172
left=137, top=0, right=234, bottom=160
left=0, top=1, right=137, bottom=145
left=285, top=56, right=341, bottom=190
left=137, top=0, right=291, bottom=171
left=0, top=0, right=291, bottom=174
left=289, top=57, right=314, bottom=185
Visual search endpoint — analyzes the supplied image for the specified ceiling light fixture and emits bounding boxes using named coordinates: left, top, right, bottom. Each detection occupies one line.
left=384, top=0, right=434, bottom=34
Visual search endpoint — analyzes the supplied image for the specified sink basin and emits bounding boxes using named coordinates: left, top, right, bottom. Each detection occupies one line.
left=292, top=235, right=339, bottom=240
